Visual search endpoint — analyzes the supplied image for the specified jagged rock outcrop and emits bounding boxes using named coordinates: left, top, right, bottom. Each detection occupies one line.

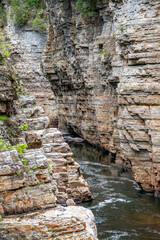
left=43, top=0, right=160, bottom=196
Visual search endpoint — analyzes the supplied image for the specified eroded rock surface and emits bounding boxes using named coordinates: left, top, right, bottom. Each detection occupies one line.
left=0, top=206, right=97, bottom=240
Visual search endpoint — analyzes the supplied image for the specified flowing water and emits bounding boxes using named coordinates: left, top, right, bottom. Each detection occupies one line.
left=68, top=141, right=160, bottom=240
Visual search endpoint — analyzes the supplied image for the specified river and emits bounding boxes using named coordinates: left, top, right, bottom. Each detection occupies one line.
left=68, top=141, right=160, bottom=240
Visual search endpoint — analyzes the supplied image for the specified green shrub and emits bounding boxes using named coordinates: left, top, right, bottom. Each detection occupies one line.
left=11, top=0, right=46, bottom=30
left=11, top=143, right=28, bottom=155
left=0, top=115, right=8, bottom=120
left=32, top=11, right=46, bottom=31
left=0, top=139, right=28, bottom=155
left=0, top=3, right=5, bottom=27
left=20, top=124, right=28, bottom=131
left=76, top=0, right=97, bottom=17
left=0, top=31, right=11, bottom=65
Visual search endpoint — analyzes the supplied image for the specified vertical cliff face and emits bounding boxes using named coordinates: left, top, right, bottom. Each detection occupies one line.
left=6, top=18, right=57, bottom=125
left=43, top=0, right=118, bottom=151
left=112, top=0, right=160, bottom=194
left=43, top=0, right=160, bottom=196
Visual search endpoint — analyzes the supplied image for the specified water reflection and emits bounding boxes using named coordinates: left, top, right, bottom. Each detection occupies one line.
left=68, top=141, right=160, bottom=240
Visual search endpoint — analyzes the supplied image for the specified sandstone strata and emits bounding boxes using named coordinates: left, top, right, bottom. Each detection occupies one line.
left=42, top=0, right=160, bottom=196
left=6, top=13, right=57, bottom=124
left=0, top=92, right=93, bottom=216
left=0, top=206, right=97, bottom=240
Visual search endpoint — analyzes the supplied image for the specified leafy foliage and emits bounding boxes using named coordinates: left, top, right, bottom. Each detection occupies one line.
left=0, top=139, right=12, bottom=151
left=32, top=11, right=46, bottom=31
left=0, top=139, right=28, bottom=155
left=0, top=115, right=8, bottom=120
left=11, top=143, right=28, bottom=155
left=76, top=0, right=97, bottom=17
left=0, top=3, right=5, bottom=27
left=0, top=31, right=11, bottom=65
left=11, top=0, right=46, bottom=30
left=20, top=124, right=28, bottom=131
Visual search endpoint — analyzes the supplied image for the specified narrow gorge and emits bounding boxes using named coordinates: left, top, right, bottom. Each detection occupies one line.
left=0, top=0, right=160, bottom=239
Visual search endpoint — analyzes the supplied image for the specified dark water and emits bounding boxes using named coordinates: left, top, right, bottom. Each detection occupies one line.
left=68, top=141, right=160, bottom=240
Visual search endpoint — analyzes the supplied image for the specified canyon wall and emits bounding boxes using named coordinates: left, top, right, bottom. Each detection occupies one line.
left=43, top=0, right=160, bottom=196
left=6, top=16, right=58, bottom=125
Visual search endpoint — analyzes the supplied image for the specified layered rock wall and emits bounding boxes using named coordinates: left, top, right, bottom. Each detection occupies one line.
left=43, top=0, right=118, bottom=150
left=6, top=14, right=57, bottom=125
left=112, top=0, right=160, bottom=194
left=43, top=0, right=160, bottom=195
left=0, top=5, right=96, bottom=238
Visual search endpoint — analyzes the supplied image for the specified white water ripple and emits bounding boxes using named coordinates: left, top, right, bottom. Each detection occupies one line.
left=91, top=198, right=131, bottom=209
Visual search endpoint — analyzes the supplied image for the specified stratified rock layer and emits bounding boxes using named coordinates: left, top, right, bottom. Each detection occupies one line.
left=43, top=0, right=160, bottom=195
left=113, top=0, right=160, bottom=194
left=0, top=206, right=97, bottom=240
left=0, top=92, right=93, bottom=216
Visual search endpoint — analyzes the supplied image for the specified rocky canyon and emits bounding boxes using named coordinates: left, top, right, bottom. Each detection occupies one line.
left=43, top=0, right=160, bottom=196
left=0, top=0, right=160, bottom=239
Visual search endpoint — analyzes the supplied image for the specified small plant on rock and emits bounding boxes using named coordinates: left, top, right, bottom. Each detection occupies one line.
left=11, top=143, right=28, bottom=155
left=0, top=139, right=11, bottom=151
left=120, top=26, right=124, bottom=33
left=0, top=31, right=11, bottom=65
left=20, top=124, right=28, bottom=131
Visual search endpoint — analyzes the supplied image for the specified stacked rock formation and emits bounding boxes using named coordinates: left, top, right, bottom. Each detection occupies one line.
left=0, top=65, right=96, bottom=238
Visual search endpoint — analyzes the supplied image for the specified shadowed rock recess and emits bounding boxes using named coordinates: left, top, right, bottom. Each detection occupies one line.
left=42, top=0, right=160, bottom=196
